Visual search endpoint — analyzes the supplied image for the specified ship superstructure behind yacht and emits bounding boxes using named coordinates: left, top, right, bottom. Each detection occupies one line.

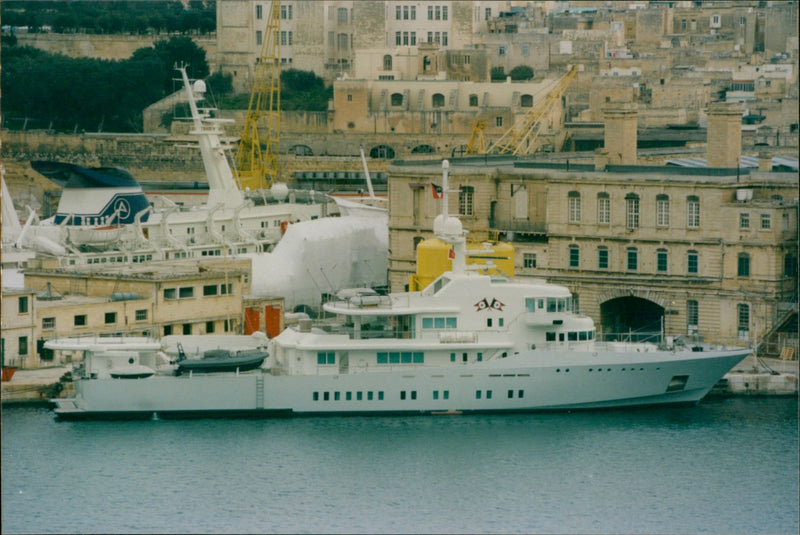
left=7, top=67, right=330, bottom=267
left=48, top=161, right=751, bottom=420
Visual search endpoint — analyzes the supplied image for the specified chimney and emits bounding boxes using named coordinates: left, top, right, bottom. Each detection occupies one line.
left=602, top=102, right=638, bottom=165
left=758, top=151, right=772, bottom=171
left=706, top=102, right=743, bottom=168
left=594, top=148, right=609, bottom=171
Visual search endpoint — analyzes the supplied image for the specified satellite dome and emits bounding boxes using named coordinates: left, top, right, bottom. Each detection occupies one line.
left=443, top=217, right=462, bottom=236
left=433, top=214, right=446, bottom=234
left=192, top=80, right=207, bottom=94
left=270, top=182, right=289, bottom=202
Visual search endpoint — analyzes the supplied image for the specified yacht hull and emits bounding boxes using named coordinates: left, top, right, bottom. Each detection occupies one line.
left=53, top=349, right=748, bottom=420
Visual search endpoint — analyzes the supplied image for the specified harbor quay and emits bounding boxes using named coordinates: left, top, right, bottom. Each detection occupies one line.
left=2, top=356, right=796, bottom=407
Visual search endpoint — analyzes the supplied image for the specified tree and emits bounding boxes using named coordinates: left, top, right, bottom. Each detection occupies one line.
left=509, top=65, right=534, bottom=81
left=491, top=66, right=506, bottom=81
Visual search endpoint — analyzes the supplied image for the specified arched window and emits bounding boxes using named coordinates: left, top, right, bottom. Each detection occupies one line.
left=520, top=94, right=533, bottom=107
left=568, top=191, right=581, bottom=223
left=411, top=144, right=435, bottom=154
left=390, top=92, right=403, bottom=106
left=369, top=145, right=395, bottom=159
left=737, top=252, right=750, bottom=277
left=288, top=144, right=313, bottom=156
left=383, top=54, right=393, bottom=71
left=432, top=93, right=445, bottom=107
left=469, top=94, right=479, bottom=107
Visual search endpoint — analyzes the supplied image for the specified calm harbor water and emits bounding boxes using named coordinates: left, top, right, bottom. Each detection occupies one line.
left=2, top=397, right=798, bottom=535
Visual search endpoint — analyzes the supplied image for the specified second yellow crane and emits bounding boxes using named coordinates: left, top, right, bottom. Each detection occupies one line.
left=234, top=0, right=281, bottom=191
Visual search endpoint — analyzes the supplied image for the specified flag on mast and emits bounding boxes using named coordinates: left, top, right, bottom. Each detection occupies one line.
left=431, top=183, right=443, bottom=199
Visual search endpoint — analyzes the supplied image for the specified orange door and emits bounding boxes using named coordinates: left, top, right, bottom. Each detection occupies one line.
left=265, top=305, right=282, bottom=338
left=244, top=307, right=260, bottom=335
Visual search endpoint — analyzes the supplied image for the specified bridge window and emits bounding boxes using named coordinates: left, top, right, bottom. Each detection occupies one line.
left=317, top=351, right=336, bottom=365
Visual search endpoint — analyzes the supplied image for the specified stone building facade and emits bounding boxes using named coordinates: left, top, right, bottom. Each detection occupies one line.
left=386, top=159, right=798, bottom=345
left=2, top=257, right=284, bottom=367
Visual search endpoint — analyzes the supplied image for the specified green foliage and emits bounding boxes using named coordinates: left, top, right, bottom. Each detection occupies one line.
left=509, top=65, right=534, bottom=81
left=207, top=71, right=234, bottom=97
left=491, top=66, right=506, bottom=81
left=1, top=36, right=208, bottom=133
left=0, top=1, right=216, bottom=35
left=280, top=69, right=332, bottom=112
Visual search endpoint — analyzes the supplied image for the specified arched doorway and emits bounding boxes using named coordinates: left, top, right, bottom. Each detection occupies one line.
left=600, top=296, right=663, bottom=342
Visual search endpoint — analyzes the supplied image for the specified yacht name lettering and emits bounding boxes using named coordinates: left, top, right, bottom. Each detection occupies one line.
left=475, top=298, right=505, bottom=311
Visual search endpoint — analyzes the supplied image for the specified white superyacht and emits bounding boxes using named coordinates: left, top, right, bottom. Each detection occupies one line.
left=48, top=161, right=751, bottom=419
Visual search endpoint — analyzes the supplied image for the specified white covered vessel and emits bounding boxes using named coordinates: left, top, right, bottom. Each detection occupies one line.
left=48, top=162, right=751, bottom=420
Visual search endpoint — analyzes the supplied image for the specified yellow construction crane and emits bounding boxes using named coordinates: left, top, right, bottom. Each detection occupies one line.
left=234, top=0, right=281, bottom=191
left=489, top=65, right=578, bottom=156
left=466, top=120, right=487, bottom=154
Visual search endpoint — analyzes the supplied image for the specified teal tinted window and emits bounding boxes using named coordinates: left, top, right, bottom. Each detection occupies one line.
left=450, top=353, right=456, bottom=362
left=401, top=352, right=412, bottom=363
left=378, top=391, right=384, bottom=400
left=433, top=390, right=439, bottom=400
left=413, top=352, right=424, bottom=363
left=445, top=317, right=457, bottom=329
left=377, top=352, right=388, bottom=364
left=579, top=331, right=587, bottom=341
left=526, top=298, right=536, bottom=312
left=389, top=352, right=400, bottom=363
left=422, top=317, right=433, bottom=329
left=443, top=390, right=449, bottom=399
left=434, top=317, right=445, bottom=329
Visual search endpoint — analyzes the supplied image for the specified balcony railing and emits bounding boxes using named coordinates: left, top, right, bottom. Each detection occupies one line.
left=489, top=218, right=548, bottom=235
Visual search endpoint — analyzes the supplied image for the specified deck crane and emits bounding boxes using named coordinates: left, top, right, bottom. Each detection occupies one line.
left=234, top=0, right=281, bottom=192
left=488, top=65, right=578, bottom=156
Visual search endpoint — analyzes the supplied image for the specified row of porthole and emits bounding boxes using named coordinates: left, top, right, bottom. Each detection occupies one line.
left=557, top=367, right=663, bottom=373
